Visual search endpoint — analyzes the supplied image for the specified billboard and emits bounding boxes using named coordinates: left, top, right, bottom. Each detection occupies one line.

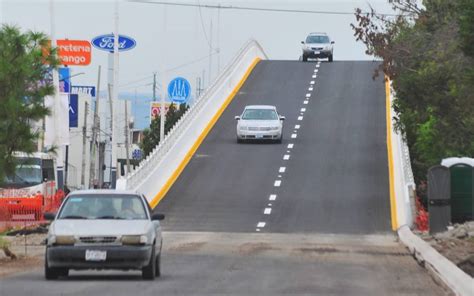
left=56, top=40, right=92, bottom=66
left=150, top=102, right=172, bottom=121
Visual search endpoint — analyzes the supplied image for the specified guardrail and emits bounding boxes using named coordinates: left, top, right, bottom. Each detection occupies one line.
left=118, top=39, right=267, bottom=198
left=388, top=83, right=473, bottom=295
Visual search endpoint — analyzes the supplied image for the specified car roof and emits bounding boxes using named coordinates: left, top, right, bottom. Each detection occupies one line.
left=244, top=105, right=276, bottom=110
left=68, top=189, right=142, bottom=197
left=308, top=32, right=328, bottom=36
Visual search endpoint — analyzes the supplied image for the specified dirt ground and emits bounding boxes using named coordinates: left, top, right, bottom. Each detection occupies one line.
left=419, top=221, right=474, bottom=277
left=0, top=233, right=46, bottom=277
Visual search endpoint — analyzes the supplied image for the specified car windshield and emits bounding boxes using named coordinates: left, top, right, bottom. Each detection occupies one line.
left=3, top=157, right=42, bottom=188
left=306, top=35, right=330, bottom=44
left=242, top=109, right=278, bottom=120
left=58, top=194, right=148, bottom=220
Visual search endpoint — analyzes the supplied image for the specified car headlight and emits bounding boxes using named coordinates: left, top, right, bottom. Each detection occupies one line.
left=121, top=235, right=148, bottom=245
left=50, top=235, right=75, bottom=245
left=239, top=126, right=248, bottom=131
left=270, top=127, right=280, bottom=131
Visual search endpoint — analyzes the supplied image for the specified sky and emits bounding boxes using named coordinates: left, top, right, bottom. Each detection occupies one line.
left=1, top=0, right=397, bottom=128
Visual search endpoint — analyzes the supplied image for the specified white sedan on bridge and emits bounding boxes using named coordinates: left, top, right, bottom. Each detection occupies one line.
left=235, top=105, right=285, bottom=143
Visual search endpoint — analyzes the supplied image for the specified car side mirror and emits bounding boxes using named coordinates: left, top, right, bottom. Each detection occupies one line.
left=301, top=41, right=304, bottom=44
left=279, top=116, right=286, bottom=121
left=235, top=116, right=240, bottom=120
left=44, top=212, right=56, bottom=221
left=151, top=213, right=165, bottom=221
left=331, top=41, right=335, bottom=44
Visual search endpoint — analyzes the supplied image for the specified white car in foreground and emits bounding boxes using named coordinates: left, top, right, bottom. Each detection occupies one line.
left=44, top=190, right=165, bottom=280
left=235, top=105, right=285, bottom=143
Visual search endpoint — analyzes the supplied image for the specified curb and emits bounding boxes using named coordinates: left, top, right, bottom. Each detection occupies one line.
left=397, top=226, right=473, bottom=296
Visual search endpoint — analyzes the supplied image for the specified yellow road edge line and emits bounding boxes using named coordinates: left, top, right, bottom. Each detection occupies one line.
left=385, top=76, right=398, bottom=231
left=150, top=57, right=262, bottom=209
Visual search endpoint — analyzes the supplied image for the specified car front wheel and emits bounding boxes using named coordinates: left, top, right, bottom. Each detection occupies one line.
left=44, top=252, right=68, bottom=280
left=142, top=248, right=156, bottom=280
left=302, top=54, right=308, bottom=62
left=328, top=54, right=333, bottom=62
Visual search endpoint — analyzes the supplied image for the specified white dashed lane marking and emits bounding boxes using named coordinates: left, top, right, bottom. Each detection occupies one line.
left=269, top=194, right=277, bottom=201
left=274, top=180, right=282, bottom=187
left=306, top=93, right=311, bottom=97
left=295, top=125, right=300, bottom=129
left=303, top=101, right=308, bottom=105
left=301, top=108, right=306, bottom=112
left=312, top=75, right=317, bottom=78
left=279, top=167, right=286, bottom=173
left=310, top=81, right=315, bottom=85
left=283, top=154, right=291, bottom=160
left=264, top=208, right=272, bottom=215
left=257, top=222, right=266, bottom=228
left=309, top=87, right=314, bottom=91
left=288, top=143, right=294, bottom=149
left=298, top=116, right=303, bottom=121
left=291, top=134, right=297, bottom=139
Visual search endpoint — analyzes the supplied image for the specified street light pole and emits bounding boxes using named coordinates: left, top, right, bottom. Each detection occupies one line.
left=111, top=0, right=119, bottom=188
left=159, top=5, right=167, bottom=143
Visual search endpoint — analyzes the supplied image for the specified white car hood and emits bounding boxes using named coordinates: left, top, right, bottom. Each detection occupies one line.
left=239, top=120, right=281, bottom=128
left=51, top=220, right=152, bottom=236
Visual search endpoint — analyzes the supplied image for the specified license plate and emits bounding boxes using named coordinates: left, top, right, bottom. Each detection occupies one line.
left=255, top=134, right=263, bottom=139
left=85, top=250, right=107, bottom=261
left=314, top=51, right=320, bottom=54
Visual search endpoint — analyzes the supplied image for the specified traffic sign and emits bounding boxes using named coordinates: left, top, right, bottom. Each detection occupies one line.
left=91, top=34, right=136, bottom=52
left=168, top=77, right=191, bottom=104
left=132, top=149, right=142, bottom=160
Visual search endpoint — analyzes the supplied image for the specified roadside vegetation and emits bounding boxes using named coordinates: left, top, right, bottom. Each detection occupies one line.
left=0, top=25, right=59, bottom=183
left=140, top=103, right=189, bottom=158
left=351, top=0, right=474, bottom=186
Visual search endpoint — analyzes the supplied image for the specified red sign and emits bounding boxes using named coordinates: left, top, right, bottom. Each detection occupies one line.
left=56, top=40, right=92, bottom=66
left=150, top=102, right=171, bottom=121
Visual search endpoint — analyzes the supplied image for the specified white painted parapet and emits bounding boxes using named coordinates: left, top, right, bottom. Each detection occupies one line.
left=117, top=39, right=267, bottom=207
left=387, top=82, right=474, bottom=295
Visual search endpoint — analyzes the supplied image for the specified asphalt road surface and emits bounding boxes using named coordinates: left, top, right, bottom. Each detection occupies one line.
left=156, top=60, right=390, bottom=234
left=0, top=61, right=447, bottom=295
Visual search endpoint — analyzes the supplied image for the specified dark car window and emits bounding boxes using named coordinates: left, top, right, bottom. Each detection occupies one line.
left=242, top=109, right=278, bottom=120
left=58, top=194, right=148, bottom=220
left=306, top=35, right=330, bottom=44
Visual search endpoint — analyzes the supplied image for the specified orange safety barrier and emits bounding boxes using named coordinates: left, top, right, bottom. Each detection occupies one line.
left=0, top=190, right=65, bottom=223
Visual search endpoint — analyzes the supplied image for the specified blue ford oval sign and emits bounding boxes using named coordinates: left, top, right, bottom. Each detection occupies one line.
left=168, top=77, right=191, bottom=104
left=91, top=34, right=136, bottom=52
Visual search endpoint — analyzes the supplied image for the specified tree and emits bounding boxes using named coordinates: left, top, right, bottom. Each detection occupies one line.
left=351, top=0, right=474, bottom=184
left=0, top=25, right=59, bottom=182
left=140, top=103, right=189, bottom=158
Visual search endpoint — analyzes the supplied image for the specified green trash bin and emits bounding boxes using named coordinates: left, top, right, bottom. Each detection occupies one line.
left=450, top=164, right=473, bottom=223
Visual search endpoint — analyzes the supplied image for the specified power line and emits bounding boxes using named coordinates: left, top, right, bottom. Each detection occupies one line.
left=119, top=52, right=218, bottom=89
left=128, top=0, right=400, bottom=17
left=197, top=0, right=214, bottom=50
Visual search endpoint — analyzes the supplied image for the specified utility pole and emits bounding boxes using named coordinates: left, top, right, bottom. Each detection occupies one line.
left=49, top=0, right=64, bottom=190
left=111, top=0, right=119, bottom=188
left=159, top=5, right=167, bottom=143
left=89, top=65, right=101, bottom=189
left=108, top=83, right=114, bottom=185
left=217, top=3, right=221, bottom=74
left=208, top=18, right=213, bottom=87
left=80, top=101, right=89, bottom=188
left=153, top=72, right=157, bottom=101
left=124, top=101, right=131, bottom=175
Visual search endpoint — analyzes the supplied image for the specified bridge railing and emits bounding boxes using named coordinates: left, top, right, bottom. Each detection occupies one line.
left=118, top=39, right=267, bottom=201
